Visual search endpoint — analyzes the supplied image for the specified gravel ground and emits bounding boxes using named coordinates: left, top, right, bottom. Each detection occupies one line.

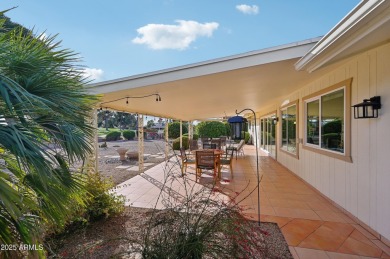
left=48, top=140, right=292, bottom=258
left=47, top=207, right=292, bottom=259
left=97, top=139, right=170, bottom=185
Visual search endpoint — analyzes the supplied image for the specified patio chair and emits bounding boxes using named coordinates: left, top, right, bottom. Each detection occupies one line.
left=226, top=140, right=245, bottom=160
left=189, top=139, right=199, bottom=151
left=195, top=150, right=220, bottom=182
left=211, top=138, right=222, bottom=150
left=219, top=148, right=234, bottom=176
left=203, top=143, right=217, bottom=149
left=180, top=147, right=195, bottom=176
left=201, top=137, right=210, bottom=144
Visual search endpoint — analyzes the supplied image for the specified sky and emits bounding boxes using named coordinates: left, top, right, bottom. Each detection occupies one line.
left=1, top=0, right=361, bottom=83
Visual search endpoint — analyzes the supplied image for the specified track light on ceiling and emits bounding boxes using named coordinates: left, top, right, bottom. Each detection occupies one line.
left=100, top=93, right=162, bottom=107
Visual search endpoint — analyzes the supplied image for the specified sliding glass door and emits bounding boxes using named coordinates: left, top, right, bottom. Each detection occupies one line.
left=260, top=113, right=277, bottom=158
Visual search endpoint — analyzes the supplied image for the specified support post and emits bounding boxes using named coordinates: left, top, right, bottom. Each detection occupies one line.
left=180, top=120, right=183, bottom=148
left=138, top=114, right=144, bottom=172
left=165, top=121, right=169, bottom=161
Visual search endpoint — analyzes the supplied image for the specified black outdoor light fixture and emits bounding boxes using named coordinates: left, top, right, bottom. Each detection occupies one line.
left=352, top=96, right=381, bottom=119
left=228, top=109, right=261, bottom=226
left=273, top=117, right=279, bottom=125
left=228, top=115, right=248, bottom=140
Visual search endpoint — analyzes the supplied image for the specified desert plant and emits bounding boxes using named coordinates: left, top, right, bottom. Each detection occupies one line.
left=140, top=150, right=267, bottom=258
left=123, top=130, right=136, bottom=140
left=196, top=121, right=227, bottom=138
left=105, top=131, right=121, bottom=141
left=83, top=173, right=125, bottom=221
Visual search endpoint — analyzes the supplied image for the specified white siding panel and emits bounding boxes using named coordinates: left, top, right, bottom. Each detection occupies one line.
left=375, top=44, right=390, bottom=240
left=275, top=42, right=390, bottom=241
left=356, top=54, right=371, bottom=223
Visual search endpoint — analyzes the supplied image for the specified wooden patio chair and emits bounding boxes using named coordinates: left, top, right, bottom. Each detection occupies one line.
left=203, top=143, right=217, bottom=149
left=211, top=138, right=222, bottom=150
left=219, top=148, right=234, bottom=175
left=195, top=150, right=220, bottom=182
left=180, top=147, right=195, bottom=176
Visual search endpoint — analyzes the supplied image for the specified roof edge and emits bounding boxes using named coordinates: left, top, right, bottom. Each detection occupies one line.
left=295, top=0, right=388, bottom=72
left=89, top=37, right=321, bottom=89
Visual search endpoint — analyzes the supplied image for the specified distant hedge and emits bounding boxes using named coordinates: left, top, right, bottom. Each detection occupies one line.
left=123, top=130, right=136, bottom=140
left=105, top=131, right=121, bottom=141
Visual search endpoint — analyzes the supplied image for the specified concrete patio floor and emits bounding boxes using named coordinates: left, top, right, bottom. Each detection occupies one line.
left=114, top=145, right=390, bottom=259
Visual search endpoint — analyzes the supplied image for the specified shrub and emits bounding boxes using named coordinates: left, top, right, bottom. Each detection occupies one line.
left=167, top=122, right=188, bottom=139
left=141, top=160, right=267, bottom=258
left=183, top=133, right=199, bottom=140
left=84, top=173, right=125, bottom=221
left=172, top=136, right=189, bottom=150
left=244, top=131, right=251, bottom=144
left=123, top=130, right=136, bottom=140
left=224, top=122, right=231, bottom=138
left=196, top=121, right=226, bottom=138
left=105, top=131, right=121, bottom=141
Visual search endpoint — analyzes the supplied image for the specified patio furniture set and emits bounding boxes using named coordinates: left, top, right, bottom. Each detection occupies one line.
left=180, top=137, right=244, bottom=182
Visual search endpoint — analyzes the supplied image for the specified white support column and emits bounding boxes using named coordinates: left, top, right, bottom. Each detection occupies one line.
left=180, top=120, right=183, bottom=148
left=138, top=114, right=144, bottom=172
left=188, top=121, right=192, bottom=139
left=165, top=121, right=169, bottom=161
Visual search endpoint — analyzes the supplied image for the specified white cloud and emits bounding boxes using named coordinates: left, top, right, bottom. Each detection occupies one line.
left=132, top=20, right=219, bottom=50
left=82, top=68, right=104, bottom=82
left=236, top=4, right=259, bottom=15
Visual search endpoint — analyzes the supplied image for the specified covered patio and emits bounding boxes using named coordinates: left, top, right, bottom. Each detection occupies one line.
left=114, top=145, right=389, bottom=258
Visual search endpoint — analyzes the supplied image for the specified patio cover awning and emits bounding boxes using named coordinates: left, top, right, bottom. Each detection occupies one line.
left=88, top=38, right=322, bottom=121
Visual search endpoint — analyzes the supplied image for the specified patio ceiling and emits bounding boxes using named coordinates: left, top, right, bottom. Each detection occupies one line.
left=88, top=38, right=322, bottom=121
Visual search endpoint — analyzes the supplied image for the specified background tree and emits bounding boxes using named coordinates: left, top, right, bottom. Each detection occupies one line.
left=196, top=121, right=227, bottom=138
left=146, top=119, right=155, bottom=128
left=167, top=121, right=188, bottom=139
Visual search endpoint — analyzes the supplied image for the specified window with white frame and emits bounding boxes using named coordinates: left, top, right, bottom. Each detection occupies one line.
left=303, top=78, right=352, bottom=162
left=281, top=102, right=298, bottom=156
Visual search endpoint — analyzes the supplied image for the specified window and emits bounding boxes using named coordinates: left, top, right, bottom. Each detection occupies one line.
left=260, top=112, right=277, bottom=159
left=303, top=78, right=352, bottom=162
left=280, top=101, right=298, bottom=157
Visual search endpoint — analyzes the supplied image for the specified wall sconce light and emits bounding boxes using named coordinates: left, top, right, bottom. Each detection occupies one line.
left=273, top=117, right=279, bottom=124
left=352, top=96, right=381, bottom=119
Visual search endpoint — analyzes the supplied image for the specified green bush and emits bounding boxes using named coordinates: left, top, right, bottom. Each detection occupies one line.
left=172, top=136, right=189, bottom=150
left=123, top=130, right=136, bottom=140
left=84, top=173, right=125, bottom=221
left=183, top=133, right=199, bottom=140
left=244, top=131, right=251, bottom=144
left=196, top=121, right=227, bottom=138
left=167, top=122, right=188, bottom=139
left=224, top=122, right=231, bottom=138
left=105, top=131, right=121, bottom=141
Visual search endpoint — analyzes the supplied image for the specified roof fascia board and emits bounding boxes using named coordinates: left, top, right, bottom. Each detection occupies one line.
left=295, top=0, right=389, bottom=72
left=88, top=38, right=320, bottom=95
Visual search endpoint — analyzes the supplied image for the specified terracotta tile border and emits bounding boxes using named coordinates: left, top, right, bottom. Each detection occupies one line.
left=272, top=160, right=390, bottom=254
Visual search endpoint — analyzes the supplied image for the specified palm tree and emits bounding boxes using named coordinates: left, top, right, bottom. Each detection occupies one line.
left=0, top=13, right=97, bottom=257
